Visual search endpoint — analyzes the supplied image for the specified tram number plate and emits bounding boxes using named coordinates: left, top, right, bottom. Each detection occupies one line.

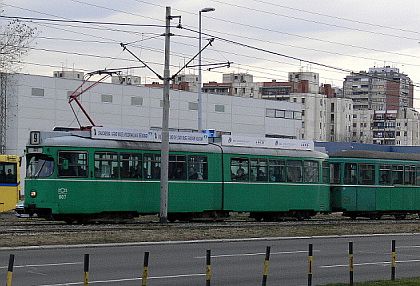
left=58, top=188, right=68, bottom=200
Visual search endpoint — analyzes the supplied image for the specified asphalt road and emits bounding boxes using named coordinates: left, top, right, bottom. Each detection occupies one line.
left=2, top=234, right=420, bottom=285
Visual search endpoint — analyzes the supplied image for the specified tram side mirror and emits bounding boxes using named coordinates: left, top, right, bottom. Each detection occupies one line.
left=62, top=159, right=69, bottom=170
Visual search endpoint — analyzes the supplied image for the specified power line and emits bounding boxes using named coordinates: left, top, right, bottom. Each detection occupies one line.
left=0, top=15, right=169, bottom=28
left=248, top=0, right=420, bottom=36
left=210, top=0, right=420, bottom=42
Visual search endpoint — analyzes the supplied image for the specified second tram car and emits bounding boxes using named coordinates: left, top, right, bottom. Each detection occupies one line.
left=330, top=150, right=420, bottom=220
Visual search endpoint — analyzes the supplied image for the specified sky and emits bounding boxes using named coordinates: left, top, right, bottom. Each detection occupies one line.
left=1, top=0, right=420, bottom=107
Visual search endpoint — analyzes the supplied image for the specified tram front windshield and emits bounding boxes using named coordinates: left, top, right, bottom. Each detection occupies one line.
left=0, top=162, right=17, bottom=184
left=27, top=154, right=54, bottom=178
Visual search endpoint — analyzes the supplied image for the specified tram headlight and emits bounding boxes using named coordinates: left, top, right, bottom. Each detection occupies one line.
left=30, top=191, right=37, bottom=198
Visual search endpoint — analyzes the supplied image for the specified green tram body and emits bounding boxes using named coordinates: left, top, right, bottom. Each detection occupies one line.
left=329, top=150, right=420, bottom=219
left=24, top=132, right=330, bottom=222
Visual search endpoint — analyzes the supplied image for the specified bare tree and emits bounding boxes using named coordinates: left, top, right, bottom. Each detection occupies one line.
left=0, top=19, right=37, bottom=72
left=0, top=17, right=36, bottom=153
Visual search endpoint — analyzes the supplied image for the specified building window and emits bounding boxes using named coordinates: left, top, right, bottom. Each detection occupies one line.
left=302, top=110, right=305, bottom=117
left=302, top=98, right=305, bottom=104
left=131, top=96, right=143, bottom=106
left=275, top=110, right=285, bottom=118
left=331, top=103, right=334, bottom=111
left=31, top=88, right=44, bottom=97
left=101, top=94, right=113, bottom=103
left=285, top=110, right=293, bottom=119
left=215, top=104, right=225, bottom=112
left=188, top=102, right=198, bottom=110
left=266, top=109, right=275, bottom=118
left=294, top=111, right=302, bottom=120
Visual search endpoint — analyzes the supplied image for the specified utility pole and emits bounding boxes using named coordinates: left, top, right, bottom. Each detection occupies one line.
left=160, top=6, right=171, bottom=223
left=120, top=7, right=215, bottom=223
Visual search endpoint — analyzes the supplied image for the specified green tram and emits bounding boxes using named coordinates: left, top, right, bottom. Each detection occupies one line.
left=330, top=150, right=420, bottom=220
left=24, top=131, right=330, bottom=223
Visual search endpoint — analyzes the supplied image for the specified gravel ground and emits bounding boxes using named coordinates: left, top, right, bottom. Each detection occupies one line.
left=2, top=212, right=420, bottom=248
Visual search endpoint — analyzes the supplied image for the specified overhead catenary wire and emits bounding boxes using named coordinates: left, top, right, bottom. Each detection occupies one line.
left=3, top=4, right=420, bottom=96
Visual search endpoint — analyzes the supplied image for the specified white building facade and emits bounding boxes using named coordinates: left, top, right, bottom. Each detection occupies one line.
left=326, top=97, right=353, bottom=142
left=2, top=73, right=302, bottom=155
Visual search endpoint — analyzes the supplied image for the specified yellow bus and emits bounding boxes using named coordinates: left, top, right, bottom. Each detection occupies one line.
left=0, top=155, right=20, bottom=212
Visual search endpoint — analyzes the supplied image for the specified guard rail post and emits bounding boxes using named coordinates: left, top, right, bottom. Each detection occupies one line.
left=349, top=241, right=354, bottom=286
left=206, top=249, right=211, bottom=286
left=308, top=243, right=313, bottom=286
left=391, top=240, right=396, bottom=281
left=141, top=251, right=149, bottom=286
left=84, top=253, right=89, bottom=285
left=261, top=246, right=271, bottom=286
left=6, top=254, right=14, bottom=286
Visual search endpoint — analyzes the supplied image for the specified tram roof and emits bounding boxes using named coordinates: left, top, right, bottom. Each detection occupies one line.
left=31, top=132, right=327, bottom=159
left=330, top=150, right=420, bottom=161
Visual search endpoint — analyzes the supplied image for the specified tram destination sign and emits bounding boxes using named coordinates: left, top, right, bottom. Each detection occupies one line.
left=221, top=135, right=314, bottom=151
left=91, top=127, right=208, bottom=145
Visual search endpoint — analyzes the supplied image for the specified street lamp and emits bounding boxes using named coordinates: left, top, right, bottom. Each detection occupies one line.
left=198, top=7, right=215, bottom=132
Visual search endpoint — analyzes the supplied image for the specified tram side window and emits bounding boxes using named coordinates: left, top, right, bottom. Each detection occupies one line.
left=330, top=163, right=340, bottom=184
left=250, top=159, right=268, bottom=182
left=188, top=156, right=207, bottom=180
left=359, top=164, right=375, bottom=185
left=404, top=165, right=415, bottom=185
left=322, top=162, right=330, bottom=184
left=58, top=152, right=87, bottom=177
left=286, top=160, right=302, bottom=182
left=94, top=152, right=118, bottom=178
left=344, top=163, right=357, bottom=184
left=268, top=160, right=285, bottom=182
left=304, top=161, right=319, bottom=183
left=416, top=166, right=420, bottom=186
left=392, top=165, right=404, bottom=184
left=169, top=155, right=186, bottom=180
left=231, top=158, right=249, bottom=181
left=144, top=154, right=161, bottom=179
left=0, top=162, right=17, bottom=183
left=120, top=153, right=142, bottom=179
left=379, top=165, right=392, bottom=185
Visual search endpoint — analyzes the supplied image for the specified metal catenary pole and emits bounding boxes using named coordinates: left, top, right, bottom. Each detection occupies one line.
left=160, top=6, right=171, bottom=223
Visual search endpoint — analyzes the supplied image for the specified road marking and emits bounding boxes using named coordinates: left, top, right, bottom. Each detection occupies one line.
left=27, top=269, right=47, bottom=276
left=36, top=273, right=205, bottom=285
left=0, top=262, right=82, bottom=269
left=195, top=250, right=317, bottom=259
left=321, top=259, right=420, bottom=268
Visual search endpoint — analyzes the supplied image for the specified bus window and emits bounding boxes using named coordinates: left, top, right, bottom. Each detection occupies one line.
left=188, top=156, right=207, bottom=180
left=231, top=158, right=249, bottom=181
left=0, top=162, right=17, bottom=182
left=379, top=165, right=392, bottom=185
left=144, top=154, right=161, bottom=179
left=169, top=155, right=186, bottom=180
left=268, top=160, right=285, bottom=182
left=359, top=164, right=375, bottom=185
left=404, top=165, right=415, bottom=185
left=120, top=153, right=142, bottom=179
left=392, top=165, right=404, bottom=184
left=304, top=161, right=319, bottom=183
left=344, top=163, right=357, bottom=184
left=286, top=160, right=302, bottom=182
left=94, top=152, right=117, bottom=179
left=58, top=152, right=88, bottom=178
left=250, top=159, right=267, bottom=182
